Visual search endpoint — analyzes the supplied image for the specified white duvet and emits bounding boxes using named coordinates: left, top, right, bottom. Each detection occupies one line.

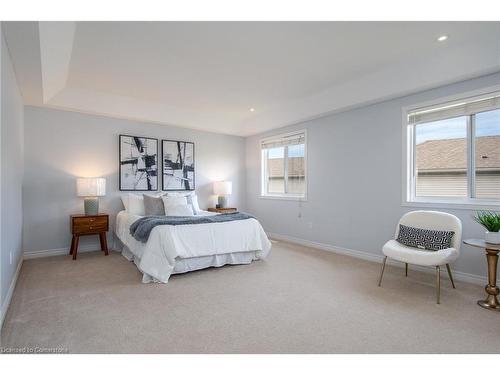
left=115, top=210, right=272, bottom=283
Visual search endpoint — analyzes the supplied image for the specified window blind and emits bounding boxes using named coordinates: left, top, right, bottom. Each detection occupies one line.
left=408, top=92, right=500, bottom=125
left=261, top=132, right=305, bottom=149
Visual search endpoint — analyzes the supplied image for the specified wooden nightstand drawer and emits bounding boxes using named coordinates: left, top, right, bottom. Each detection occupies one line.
left=73, top=222, right=108, bottom=234
left=73, top=216, right=107, bottom=226
left=72, top=215, right=108, bottom=234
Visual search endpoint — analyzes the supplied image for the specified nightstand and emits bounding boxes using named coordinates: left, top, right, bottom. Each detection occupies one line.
left=70, top=214, right=109, bottom=260
left=207, top=207, right=237, bottom=214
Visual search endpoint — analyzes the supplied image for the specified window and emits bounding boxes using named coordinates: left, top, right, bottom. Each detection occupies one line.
left=261, top=131, right=306, bottom=199
left=406, top=90, right=500, bottom=206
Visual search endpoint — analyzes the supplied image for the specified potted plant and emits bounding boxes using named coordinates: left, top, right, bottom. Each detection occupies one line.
left=473, top=211, right=500, bottom=244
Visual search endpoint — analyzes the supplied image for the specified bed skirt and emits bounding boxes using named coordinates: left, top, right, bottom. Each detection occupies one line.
left=117, top=239, right=259, bottom=283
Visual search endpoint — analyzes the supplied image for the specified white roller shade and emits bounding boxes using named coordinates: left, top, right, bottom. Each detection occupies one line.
left=261, top=132, right=305, bottom=149
left=408, top=92, right=500, bottom=125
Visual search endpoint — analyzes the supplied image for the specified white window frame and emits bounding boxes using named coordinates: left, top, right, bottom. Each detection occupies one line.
left=402, top=85, right=500, bottom=210
left=260, top=130, right=307, bottom=201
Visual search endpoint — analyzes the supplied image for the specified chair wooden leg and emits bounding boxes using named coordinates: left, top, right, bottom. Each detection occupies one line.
left=446, top=264, right=456, bottom=289
left=378, top=256, right=387, bottom=287
left=405, top=263, right=408, bottom=277
left=436, top=266, right=441, bottom=304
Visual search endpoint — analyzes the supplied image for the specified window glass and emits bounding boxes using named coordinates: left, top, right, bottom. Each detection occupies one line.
left=408, top=91, right=500, bottom=204
left=286, top=144, right=305, bottom=195
left=266, top=147, right=285, bottom=194
left=475, top=109, right=500, bottom=199
left=261, top=132, right=306, bottom=198
left=415, top=117, right=468, bottom=197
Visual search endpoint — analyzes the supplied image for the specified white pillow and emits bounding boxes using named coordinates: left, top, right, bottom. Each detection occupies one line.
left=167, top=191, right=201, bottom=214
left=128, top=194, right=145, bottom=216
left=123, top=192, right=164, bottom=215
left=167, top=191, right=193, bottom=197
left=162, top=195, right=188, bottom=209
left=190, top=195, right=202, bottom=214
left=120, top=194, right=130, bottom=211
left=166, top=204, right=194, bottom=216
left=161, top=195, right=196, bottom=216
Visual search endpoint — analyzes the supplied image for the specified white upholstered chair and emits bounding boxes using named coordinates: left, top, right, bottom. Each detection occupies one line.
left=378, top=210, right=462, bottom=304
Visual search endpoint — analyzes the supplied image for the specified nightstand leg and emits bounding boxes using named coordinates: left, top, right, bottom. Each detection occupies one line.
left=99, top=232, right=109, bottom=256
left=72, top=235, right=80, bottom=260
left=70, top=235, right=76, bottom=255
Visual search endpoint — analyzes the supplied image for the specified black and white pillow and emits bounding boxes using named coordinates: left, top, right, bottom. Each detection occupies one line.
left=396, top=224, right=454, bottom=251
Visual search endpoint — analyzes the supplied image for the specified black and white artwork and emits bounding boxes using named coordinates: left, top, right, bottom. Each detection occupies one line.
left=119, top=135, right=158, bottom=191
left=162, top=140, right=195, bottom=191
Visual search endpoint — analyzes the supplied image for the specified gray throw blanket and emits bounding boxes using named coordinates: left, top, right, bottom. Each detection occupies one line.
left=130, top=212, right=255, bottom=243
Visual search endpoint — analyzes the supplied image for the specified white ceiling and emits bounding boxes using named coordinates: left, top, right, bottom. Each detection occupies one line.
left=3, top=21, right=500, bottom=136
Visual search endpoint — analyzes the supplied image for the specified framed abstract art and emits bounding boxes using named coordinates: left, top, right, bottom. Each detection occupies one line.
left=161, top=140, right=195, bottom=191
left=119, top=135, right=158, bottom=191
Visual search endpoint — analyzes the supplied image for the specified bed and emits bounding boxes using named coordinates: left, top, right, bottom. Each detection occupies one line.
left=115, top=210, right=272, bottom=283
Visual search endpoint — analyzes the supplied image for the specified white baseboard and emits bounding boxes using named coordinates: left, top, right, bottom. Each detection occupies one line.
left=24, top=244, right=108, bottom=259
left=0, top=257, right=23, bottom=332
left=267, top=232, right=486, bottom=286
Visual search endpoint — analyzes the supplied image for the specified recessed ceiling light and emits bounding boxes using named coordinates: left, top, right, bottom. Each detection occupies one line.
left=249, top=108, right=255, bottom=112
left=437, top=35, right=448, bottom=42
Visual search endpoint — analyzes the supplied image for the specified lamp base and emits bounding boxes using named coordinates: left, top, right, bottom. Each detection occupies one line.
left=218, top=196, right=228, bottom=209
left=84, top=197, right=99, bottom=216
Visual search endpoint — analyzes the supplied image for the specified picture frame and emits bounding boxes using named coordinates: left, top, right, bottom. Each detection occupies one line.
left=161, top=139, right=195, bottom=191
left=119, top=134, right=159, bottom=191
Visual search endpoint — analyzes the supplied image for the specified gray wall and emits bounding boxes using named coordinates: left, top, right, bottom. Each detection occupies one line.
left=246, top=72, right=500, bottom=279
left=1, top=32, right=24, bottom=307
left=23, top=107, right=246, bottom=254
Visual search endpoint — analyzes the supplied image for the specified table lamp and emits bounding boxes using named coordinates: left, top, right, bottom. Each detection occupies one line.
left=214, top=181, right=232, bottom=208
left=77, top=177, right=106, bottom=215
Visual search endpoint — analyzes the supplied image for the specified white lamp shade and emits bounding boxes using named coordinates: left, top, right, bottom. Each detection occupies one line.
left=77, top=178, right=106, bottom=197
left=213, top=181, right=232, bottom=196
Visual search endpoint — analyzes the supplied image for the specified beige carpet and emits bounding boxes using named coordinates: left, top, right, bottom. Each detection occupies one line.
left=1, top=241, right=499, bottom=353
